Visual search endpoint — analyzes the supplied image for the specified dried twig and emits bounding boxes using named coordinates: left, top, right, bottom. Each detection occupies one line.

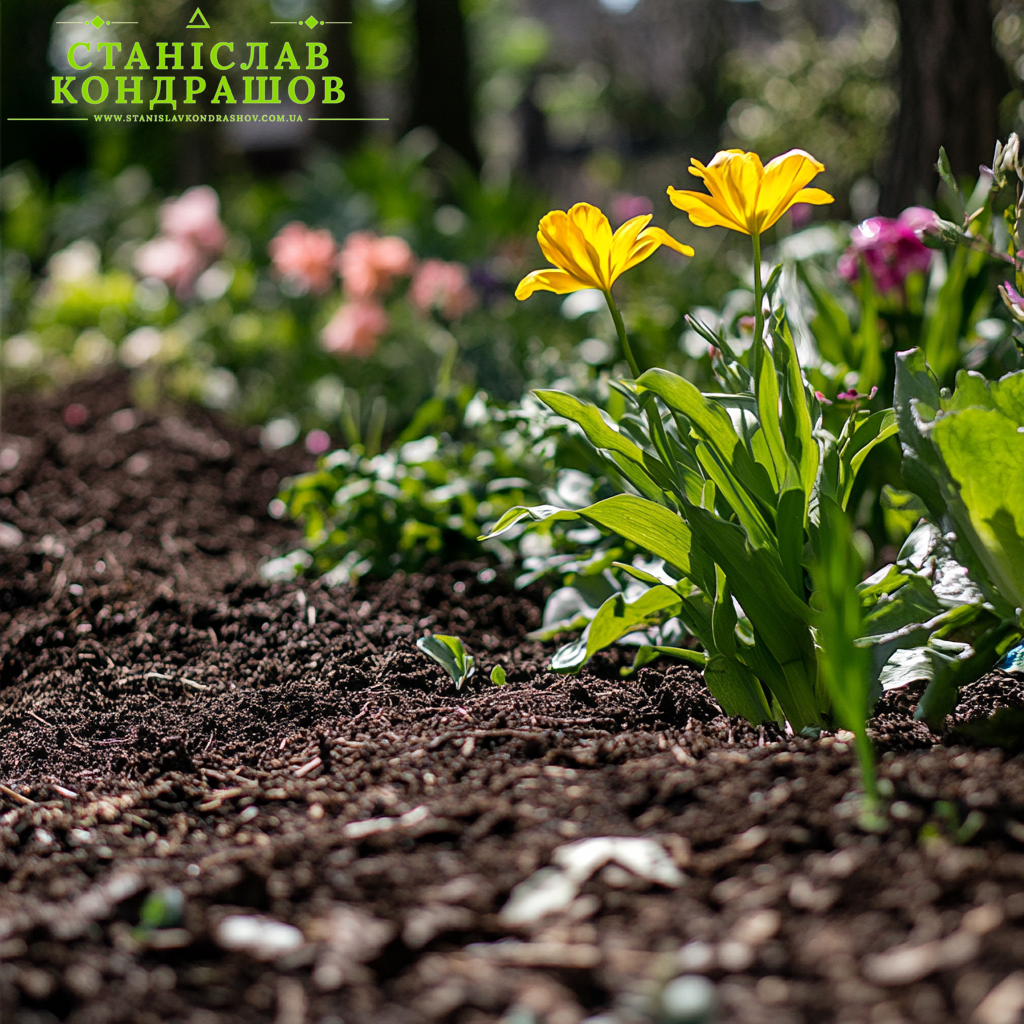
left=0, top=783, right=35, bottom=806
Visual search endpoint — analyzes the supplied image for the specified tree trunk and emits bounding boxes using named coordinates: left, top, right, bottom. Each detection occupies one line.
left=410, top=0, right=480, bottom=170
left=881, top=0, right=1009, bottom=214
left=313, top=0, right=366, bottom=152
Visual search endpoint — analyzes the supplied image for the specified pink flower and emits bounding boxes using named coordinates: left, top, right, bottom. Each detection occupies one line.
left=1000, top=280, right=1024, bottom=322
left=338, top=231, right=415, bottom=300
left=134, top=235, right=206, bottom=297
left=320, top=300, right=389, bottom=358
left=835, top=386, right=878, bottom=402
left=269, top=222, right=337, bottom=295
left=611, top=194, right=654, bottom=225
left=838, top=208, right=934, bottom=296
left=135, top=185, right=227, bottom=298
left=789, top=203, right=814, bottom=228
left=160, top=185, right=226, bottom=255
left=409, top=259, right=477, bottom=320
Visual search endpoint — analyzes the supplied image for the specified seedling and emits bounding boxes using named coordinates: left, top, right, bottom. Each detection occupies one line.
left=416, top=634, right=476, bottom=690
left=490, top=664, right=507, bottom=686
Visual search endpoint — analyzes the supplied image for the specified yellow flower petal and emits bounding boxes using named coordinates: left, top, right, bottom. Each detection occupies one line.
left=516, top=201, right=692, bottom=301
left=515, top=268, right=588, bottom=300
left=670, top=148, right=833, bottom=237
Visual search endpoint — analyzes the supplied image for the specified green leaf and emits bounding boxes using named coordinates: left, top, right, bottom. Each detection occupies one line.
left=936, top=146, right=964, bottom=212
left=693, top=442, right=777, bottom=552
left=484, top=495, right=697, bottom=581
left=930, top=406, right=1024, bottom=609
left=777, top=486, right=807, bottom=599
left=635, top=368, right=776, bottom=507
left=711, top=565, right=737, bottom=658
left=490, top=664, right=507, bottom=686
left=550, top=585, right=683, bottom=673
left=771, top=314, right=818, bottom=500
left=755, top=340, right=789, bottom=490
left=416, top=634, right=477, bottom=690
left=704, top=654, right=774, bottom=724
left=624, top=644, right=707, bottom=676
left=535, top=390, right=673, bottom=491
left=841, top=409, right=899, bottom=507
left=684, top=504, right=820, bottom=730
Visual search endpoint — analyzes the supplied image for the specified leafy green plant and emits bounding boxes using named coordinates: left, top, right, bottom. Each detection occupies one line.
left=416, top=634, right=476, bottom=690
left=485, top=277, right=897, bottom=733
left=867, top=349, right=1024, bottom=728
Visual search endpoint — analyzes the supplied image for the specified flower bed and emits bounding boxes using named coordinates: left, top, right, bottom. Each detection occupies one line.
left=2, top=375, right=1024, bottom=1024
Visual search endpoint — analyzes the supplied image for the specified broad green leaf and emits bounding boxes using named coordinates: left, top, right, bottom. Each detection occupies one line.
left=930, top=406, right=1024, bottom=609
left=635, top=368, right=776, bottom=507
left=694, top=442, right=777, bottom=552
left=416, top=634, right=476, bottom=690
left=711, top=565, right=737, bottom=658
left=840, top=409, right=898, bottom=507
left=550, top=585, right=683, bottom=673
left=490, top=664, right=507, bottom=686
left=625, top=644, right=708, bottom=675
left=484, top=495, right=696, bottom=580
left=684, top=504, right=819, bottom=730
left=704, top=654, right=774, bottom=724
left=776, top=486, right=807, bottom=599
left=535, top=390, right=673, bottom=492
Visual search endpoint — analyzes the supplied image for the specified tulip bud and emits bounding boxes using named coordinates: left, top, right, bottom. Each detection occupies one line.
left=992, top=133, right=1022, bottom=183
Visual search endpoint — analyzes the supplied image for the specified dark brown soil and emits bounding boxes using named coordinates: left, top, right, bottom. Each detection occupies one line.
left=3, top=374, right=1024, bottom=1024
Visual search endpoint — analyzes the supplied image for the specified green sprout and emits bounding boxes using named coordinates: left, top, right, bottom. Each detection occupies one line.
left=416, top=634, right=476, bottom=690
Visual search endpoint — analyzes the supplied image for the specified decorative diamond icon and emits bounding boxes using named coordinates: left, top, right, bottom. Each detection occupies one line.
left=91, top=15, right=105, bottom=28
left=304, top=15, right=318, bottom=28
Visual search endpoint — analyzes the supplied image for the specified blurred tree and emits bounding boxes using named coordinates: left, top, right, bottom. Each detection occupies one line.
left=410, top=0, right=480, bottom=170
left=315, top=0, right=367, bottom=152
left=882, top=0, right=1010, bottom=212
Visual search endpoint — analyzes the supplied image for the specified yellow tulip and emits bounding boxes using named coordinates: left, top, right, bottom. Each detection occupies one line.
left=515, top=202, right=693, bottom=301
left=667, top=149, right=833, bottom=236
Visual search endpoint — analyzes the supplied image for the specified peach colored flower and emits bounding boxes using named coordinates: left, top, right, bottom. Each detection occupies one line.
left=160, top=185, right=226, bottom=255
left=269, top=222, right=337, bottom=295
left=338, top=231, right=415, bottom=299
left=410, top=259, right=477, bottom=319
left=321, top=300, right=389, bottom=358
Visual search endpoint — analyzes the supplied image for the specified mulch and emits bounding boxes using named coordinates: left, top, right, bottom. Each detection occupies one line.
left=2, top=372, right=1024, bottom=1024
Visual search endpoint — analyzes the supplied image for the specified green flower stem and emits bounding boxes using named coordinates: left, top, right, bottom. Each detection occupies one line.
left=751, top=230, right=764, bottom=379
left=604, top=289, right=682, bottom=490
left=854, top=727, right=879, bottom=805
left=604, top=289, right=642, bottom=380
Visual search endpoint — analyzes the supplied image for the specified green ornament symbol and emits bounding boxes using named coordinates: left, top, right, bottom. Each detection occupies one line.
left=90, top=14, right=105, bottom=28
left=304, top=15, right=318, bottom=28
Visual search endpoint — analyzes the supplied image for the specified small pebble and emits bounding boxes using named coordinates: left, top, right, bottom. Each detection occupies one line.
left=660, top=975, right=717, bottom=1024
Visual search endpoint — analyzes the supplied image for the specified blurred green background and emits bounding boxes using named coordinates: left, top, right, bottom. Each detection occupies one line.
left=3, top=0, right=1024, bottom=579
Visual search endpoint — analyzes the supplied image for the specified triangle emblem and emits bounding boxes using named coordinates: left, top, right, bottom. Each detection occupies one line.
left=186, top=7, right=210, bottom=28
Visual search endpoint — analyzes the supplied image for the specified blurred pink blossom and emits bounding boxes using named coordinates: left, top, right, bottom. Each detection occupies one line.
left=320, top=300, right=389, bottom=358
left=789, top=203, right=814, bottom=228
left=268, top=222, right=337, bottom=295
left=135, top=185, right=227, bottom=297
left=409, top=259, right=477, bottom=320
left=305, top=429, right=332, bottom=455
left=611, top=193, right=654, bottom=225
left=838, top=208, right=935, bottom=295
left=338, top=231, right=415, bottom=299
left=160, top=185, right=226, bottom=255
left=134, top=235, right=206, bottom=297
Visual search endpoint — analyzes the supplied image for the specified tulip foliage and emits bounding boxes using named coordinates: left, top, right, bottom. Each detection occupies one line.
left=486, top=269, right=897, bottom=733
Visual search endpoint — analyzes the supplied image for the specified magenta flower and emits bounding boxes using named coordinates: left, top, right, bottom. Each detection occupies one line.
left=835, top=386, right=878, bottom=402
left=838, top=208, right=935, bottom=296
left=269, top=222, right=337, bottom=295
left=320, top=300, right=389, bottom=358
left=338, top=231, right=415, bottom=300
left=410, top=259, right=477, bottom=320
